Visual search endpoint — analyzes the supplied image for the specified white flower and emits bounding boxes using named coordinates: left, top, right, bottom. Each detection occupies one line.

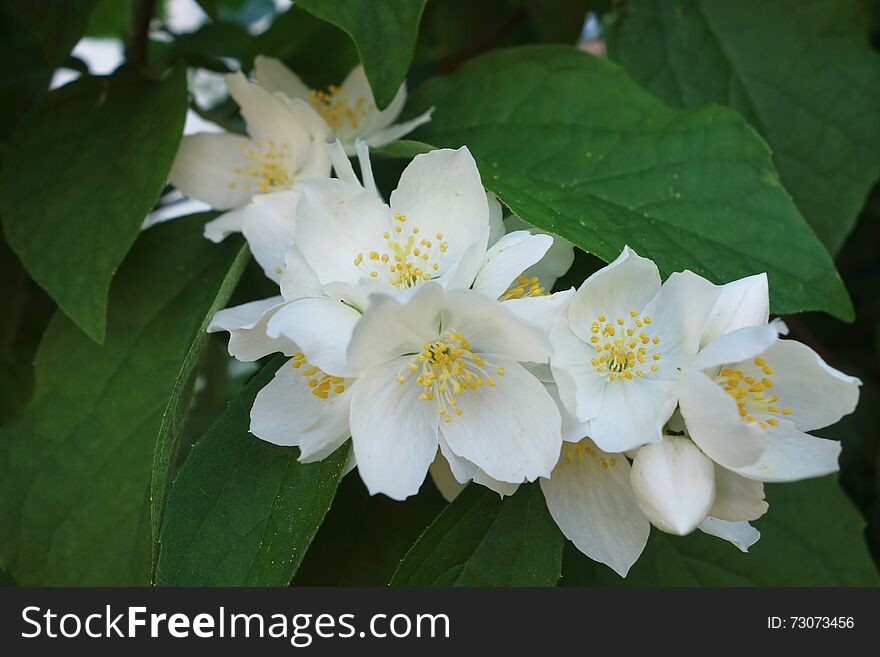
left=169, top=72, right=332, bottom=243
left=549, top=246, right=718, bottom=453
left=678, top=321, right=861, bottom=483
left=254, top=56, right=433, bottom=155
left=499, top=214, right=575, bottom=294
left=336, top=283, right=562, bottom=500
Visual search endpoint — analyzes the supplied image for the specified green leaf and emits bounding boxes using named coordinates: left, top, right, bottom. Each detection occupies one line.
left=561, top=477, right=880, bottom=586
left=524, top=0, right=591, bottom=43
left=295, top=0, right=428, bottom=109
left=155, top=358, right=350, bottom=586
left=0, top=215, right=247, bottom=585
left=6, top=0, right=96, bottom=68
left=391, top=484, right=564, bottom=586
left=409, top=46, right=852, bottom=320
left=0, top=3, right=50, bottom=143
left=0, top=67, right=188, bottom=343
left=372, top=139, right=436, bottom=159
left=606, top=0, right=880, bottom=254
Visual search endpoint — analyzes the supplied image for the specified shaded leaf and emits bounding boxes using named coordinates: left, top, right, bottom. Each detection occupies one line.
left=0, top=216, right=247, bottom=585
left=0, top=67, right=188, bottom=342
left=7, top=0, right=96, bottom=68
left=607, top=0, right=880, bottom=253
left=392, top=484, right=564, bottom=586
left=155, top=358, right=349, bottom=586
left=410, top=46, right=852, bottom=320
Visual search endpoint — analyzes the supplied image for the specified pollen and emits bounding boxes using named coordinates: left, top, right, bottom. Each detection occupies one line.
left=309, top=84, right=374, bottom=131
left=234, top=138, right=294, bottom=194
left=557, top=439, right=616, bottom=472
left=397, top=329, right=502, bottom=423
left=717, top=357, right=792, bottom=428
left=291, top=353, right=347, bottom=400
left=499, top=274, right=547, bottom=300
left=588, top=312, right=661, bottom=381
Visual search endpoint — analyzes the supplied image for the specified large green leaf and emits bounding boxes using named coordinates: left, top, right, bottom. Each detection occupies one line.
left=155, top=358, right=349, bottom=586
left=0, top=216, right=246, bottom=585
left=409, top=46, right=852, bottom=320
left=562, top=477, right=880, bottom=586
left=0, top=67, right=187, bottom=343
left=296, top=0, right=428, bottom=109
left=607, top=0, right=880, bottom=254
left=391, top=484, right=564, bottom=586
left=0, top=3, right=50, bottom=143
left=7, top=0, right=96, bottom=67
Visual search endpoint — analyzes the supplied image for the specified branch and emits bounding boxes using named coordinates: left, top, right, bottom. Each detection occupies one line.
left=126, top=0, right=156, bottom=70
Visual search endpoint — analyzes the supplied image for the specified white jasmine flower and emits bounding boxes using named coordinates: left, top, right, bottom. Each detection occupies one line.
left=678, top=321, right=861, bottom=482
left=335, top=283, right=562, bottom=500
left=549, top=246, right=718, bottom=453
left=254, top=56, right=433, bottom=155
left=169, top=72, right=332, bottom=243
left=500, top=214, right=575, bottom=293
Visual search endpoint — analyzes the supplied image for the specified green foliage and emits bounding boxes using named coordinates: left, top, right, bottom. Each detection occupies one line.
left=607, top=0, right=880, bottom=254
left=392, top=484, right=564, bottom=586
left=0, top=216, right=247, bottom=585
left=410, top=45, right=852, bottom=320
left=6, top=0, right=96, bottom=68
left=0, top=67, right=188, bottom=343
left=0, top=3, right=50, bottom=143
left=296, top=0, right=428, bottom=108
left=155, top=357, right=349, bottom=586
left=562, top=477, right=879, bottom=586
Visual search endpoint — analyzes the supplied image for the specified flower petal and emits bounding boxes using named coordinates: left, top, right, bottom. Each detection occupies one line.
left=266, top=297, right=361, bottom=376
left=472, top=231, right=553, bottom=299
left=363, top=108, right=434, bottom=149
left=473, top=470, right=520, bottom=497
left=487, top=193, right=505, bottom=246
left=710, top=465, right=768, bottom=522
left=678, top=367, right=767, bottom=468
left=698, top=517, right=760, bottom=552
left=504, top=215, right=575, bottom=288
left=731, top=420, right=841, bottom=482
left=389, top=147, right=490, bottom=277
left=203, top=206, right=247, bottom=243
left=350, top=356, right=440, bottom=500
left=588, top=376, right=677, bottom=452
left=503, top=288, right=574, bottom=335
left=701, top=273, right=769, bottom=347
left=241, top=191, right=300, bottom=282
left=169, top=133, right=254, bottom=210
left=568, top=246, right=660, bottom=344
left=692, top=321, right=786, bottom=371
left=541, top=440, right=649, bottom=577
left=438, top=356, right=561, bottom=483
left=279, top=246, right=324, bottom=301
left=429, top=451, right=467, bottom=502
left=253, top=55, right=311, bottom=101
left=438, top=432, right=478, bottom=484
left=630, top=436, right=716, bottom=535
left=208, top=296, right=294, bottom=361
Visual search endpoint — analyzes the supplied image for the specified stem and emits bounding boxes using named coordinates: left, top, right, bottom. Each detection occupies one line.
left=126, top=0, right=156, bottom=70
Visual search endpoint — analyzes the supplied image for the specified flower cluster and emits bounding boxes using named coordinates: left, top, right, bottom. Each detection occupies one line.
left=172, top=60, right=861, bottom=577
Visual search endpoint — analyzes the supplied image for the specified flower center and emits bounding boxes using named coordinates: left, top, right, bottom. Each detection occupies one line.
left=309, top=85, right=374, bottom=131
left=353, top=213, right=449, bottom=289
left=230, top=138, right=293, bottom=194
left=557, top=439, right=617, bottom=472
left=500, top=274, right=546, bottom=300
left=291, top=352, right=347, bottom=399
left=718, top=357, right=792, bottom=428
left=396, top=330, right=504, bottom=423
left=589, top=310, right=661, bottom=381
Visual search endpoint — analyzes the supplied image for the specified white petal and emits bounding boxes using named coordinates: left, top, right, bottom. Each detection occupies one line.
left=442, top=288, right=551, bottom=363
left=568, top=246, right=660, bottom=344
left=487, top=193, right=505, bottom=246
left=630, top=436, right=716, bottom=535
left=253, top=55, right=311, bottom=101
left=389, top=147, right=490, bottom=276
left=279, top=246, right=324, bottom=301
left=549, top=317, right=607, bottom=422
left=544, top=381, right=590, bottom=444
left=701, top=273, right=769, bottom=347
left=504, top=215, right=575, bottom=288
left=438, top=356, right=561, bottom=483
left=354, top=139, right=381, bottom=199
left=241, top=191, right=300, bottom=282
left=350, top=357, right=440, bottom=500
left=266, top=297, right=361, bottom=376
left=294, top=177, right=393, bottom=287
left=473, top=470, right=520, bottom=497
left=435, top=230, right=490, bottom=290
left=588, top=377, right=677, bottom=452
left=325, top=139, right=358, bottom=184
left=347, top=283, right=444, bottom=371
left=503, top=288, right=573, bottom=335
left=759, top=339, right=860, bottom=431
left=203, top=207, right=247, bottom=243
left=541, top=440, right=649, bottom=577
left=678, top=367, right=767, bottom=468
left=296, top=384, right=354, bottom=463
left=170, top=133, right=254, bottom=210
left=363, top=108, right=434, bottom=149
left=208, top=297, right=294, bottom=361
left=429, top=452, right=467, bottom=502
left=731, top=420, right=841, bottom=482
left=472, top=231, right=552, bottom=299
left=710, top=465, right=768, bottom=522
left=698, top=517, right=760, bottom=552
left=438, top=432, right=478, bottom=484
left=692, top=321, right=786, bottom=371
